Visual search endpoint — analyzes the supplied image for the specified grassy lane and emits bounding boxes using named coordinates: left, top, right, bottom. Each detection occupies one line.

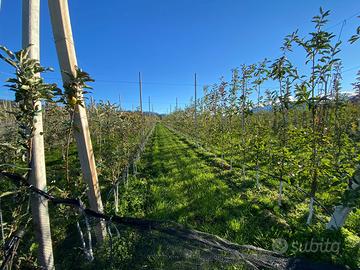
left=117, top=123, right=359, bottom=268
left=123, top=124, right=289, bottom=245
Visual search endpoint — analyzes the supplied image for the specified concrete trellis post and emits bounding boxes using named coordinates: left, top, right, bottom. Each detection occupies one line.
left=139, top=72, right=143, bottom=114
left=47, top=0, right=106, bottom=242
left=139, top=72, right=145, bottom=136
left=194, top=73, right=198, bottom=138
left=22, top=0, right=55, bottom=268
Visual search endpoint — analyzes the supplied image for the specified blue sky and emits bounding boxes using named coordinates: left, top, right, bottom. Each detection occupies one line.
left=0, top=0, right=359, bottom=114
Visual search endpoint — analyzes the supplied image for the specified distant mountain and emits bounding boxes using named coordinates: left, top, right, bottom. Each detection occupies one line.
left=342, top=91, right=360, bottom=102
left=252, top=91, right=359, bottom=112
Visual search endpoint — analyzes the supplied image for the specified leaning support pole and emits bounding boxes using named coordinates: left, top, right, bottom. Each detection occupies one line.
left=48, top=0, right=106, bottom=242
left=22, top=0, right=55, bottom=268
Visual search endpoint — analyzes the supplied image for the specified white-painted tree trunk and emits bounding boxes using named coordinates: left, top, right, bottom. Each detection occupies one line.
left=48, top=0, right=106, bottom=243
left=76, top=221, right=87, bottom=257
left=22, top=0, right=55, bottom=268
left=114, top=183, right=119, bottom=214
left=83, top=213, right=94, bottom=261
left=326, top=176, right=359, bottom=229
left=326, top=206, right=351, bottom=229
left=76, top=220, right=93, bottom=261
left=306, top=196, right=315, bottom=225
left=278, top=180, right=283, bottom=207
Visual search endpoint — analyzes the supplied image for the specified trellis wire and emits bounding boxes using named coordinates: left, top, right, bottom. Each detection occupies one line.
left=105, top=123, right=156, bottom=203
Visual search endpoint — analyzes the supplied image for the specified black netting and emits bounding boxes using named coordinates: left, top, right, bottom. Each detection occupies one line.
left=59, top=215, right=289, bottom=270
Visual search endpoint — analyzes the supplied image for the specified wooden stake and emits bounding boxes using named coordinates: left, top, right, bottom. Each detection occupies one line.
left=23, top=0, right=55, bottom=268
left=148, top=96, right=150, bottom=114
left=118, top=94, right=122, bottom=111
left=48, top=0, right=106, bottom=242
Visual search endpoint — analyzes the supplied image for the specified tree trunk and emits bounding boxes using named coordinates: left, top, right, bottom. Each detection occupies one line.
left=326, top=170, right=360, bottom=229
left=306, top=196, right=315, bottom=225
left=22, top=0, right=55, bottom=268
left=278, top=180, right=283, bottom=207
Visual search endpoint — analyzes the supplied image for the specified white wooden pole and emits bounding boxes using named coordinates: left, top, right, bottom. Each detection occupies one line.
left=47, top=0, right=106, bottom=242
left=22, top=0, right=55, bottom=269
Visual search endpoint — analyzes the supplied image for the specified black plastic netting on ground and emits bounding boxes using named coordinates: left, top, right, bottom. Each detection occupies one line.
left=56, top=216, right=348, bottom=270
left=59, top=216, right=289, bottom=270
left=0, top=171, right=349, bottom=270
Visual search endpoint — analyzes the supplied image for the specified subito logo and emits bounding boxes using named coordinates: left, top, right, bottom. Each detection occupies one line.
left=272, top=238, right=288, bottom=254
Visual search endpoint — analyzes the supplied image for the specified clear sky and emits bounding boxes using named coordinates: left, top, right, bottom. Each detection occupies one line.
left=0, top=0, right=359, bottom=114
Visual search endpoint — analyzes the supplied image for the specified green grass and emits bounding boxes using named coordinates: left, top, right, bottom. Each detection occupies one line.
left=114, top=123, right=359, bottom=269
